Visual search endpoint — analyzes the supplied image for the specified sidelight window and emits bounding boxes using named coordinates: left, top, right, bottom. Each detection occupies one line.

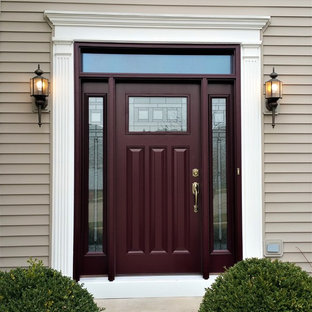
left=212, top=98, right=228, bottom=250
left=88, top=97, right=104, bottom=252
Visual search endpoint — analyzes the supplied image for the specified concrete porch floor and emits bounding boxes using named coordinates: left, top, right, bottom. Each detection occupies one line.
left=95, top=297, right=202, bottom=312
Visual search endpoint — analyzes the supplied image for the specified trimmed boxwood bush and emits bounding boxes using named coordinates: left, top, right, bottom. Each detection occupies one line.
left=0, top=259, right=104, bottom=312
left=199, top=258, right=312, bottom=312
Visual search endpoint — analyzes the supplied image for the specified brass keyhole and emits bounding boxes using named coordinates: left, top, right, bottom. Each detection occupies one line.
left=192, top=168, right=199, bottom=178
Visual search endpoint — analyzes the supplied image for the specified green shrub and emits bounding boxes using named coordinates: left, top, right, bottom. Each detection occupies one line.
left=0, top=259, right=104, bottom=312
left=199, top=258, right=312, bottom=312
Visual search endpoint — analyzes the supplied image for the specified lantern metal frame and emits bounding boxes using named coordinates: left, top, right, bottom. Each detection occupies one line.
left=265, top=67, right=283, bottom=128
left=30, top=64, right=49, bottom=127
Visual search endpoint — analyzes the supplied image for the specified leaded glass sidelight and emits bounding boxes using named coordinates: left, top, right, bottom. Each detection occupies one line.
left=88, top=97, right=104, bottom=252
left=212, top=98, right=228, bottom=250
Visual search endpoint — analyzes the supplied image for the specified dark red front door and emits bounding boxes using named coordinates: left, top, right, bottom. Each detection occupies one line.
left=115, top=81, right=201, bottom=274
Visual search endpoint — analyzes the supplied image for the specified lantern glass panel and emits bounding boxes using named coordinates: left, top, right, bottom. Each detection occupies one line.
left=33, top=77, right=42, bottom=95
left=30, top=78, right=34, bottom=95
left=265, top=81, right=272, bottom=98
left=42, top=78, right=49, bottom=95
left=271, top=81, right=280, bottom=98
left=32, top=77, right=49, bottom=96
left=279, top=81, right=283, bottom=98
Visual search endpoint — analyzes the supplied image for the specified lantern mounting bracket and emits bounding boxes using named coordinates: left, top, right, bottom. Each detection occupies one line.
left=265, top=98, right=279, bottom=128
left=32, top=103, right=50, bottom=113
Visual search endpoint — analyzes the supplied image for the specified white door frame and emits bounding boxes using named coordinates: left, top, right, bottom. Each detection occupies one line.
left=45, top=11, right=270, bottom=298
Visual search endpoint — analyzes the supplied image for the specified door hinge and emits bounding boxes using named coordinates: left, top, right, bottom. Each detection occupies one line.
left=237, top=168, right=240, bottom=176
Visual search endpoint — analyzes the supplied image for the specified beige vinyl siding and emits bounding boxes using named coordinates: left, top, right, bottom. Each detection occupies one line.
left=262, top=5, right=312, bottom=273
left=0, top=1, right=311, bottom=273
left=0, top=5, right=51, bottom=269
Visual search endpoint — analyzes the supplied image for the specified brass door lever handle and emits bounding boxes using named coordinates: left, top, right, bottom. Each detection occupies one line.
left=192, top=182, right=199, bottom=213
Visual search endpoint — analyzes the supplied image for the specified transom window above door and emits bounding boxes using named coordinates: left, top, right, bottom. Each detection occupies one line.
left=82, top=53, right=233, bottom=74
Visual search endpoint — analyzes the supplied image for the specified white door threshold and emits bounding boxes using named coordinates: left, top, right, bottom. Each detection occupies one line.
left=80, top=274, right=218, bottom=299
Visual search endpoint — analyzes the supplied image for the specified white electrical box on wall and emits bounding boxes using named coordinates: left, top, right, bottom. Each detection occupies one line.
left=264, top=240, right=283, bottom=257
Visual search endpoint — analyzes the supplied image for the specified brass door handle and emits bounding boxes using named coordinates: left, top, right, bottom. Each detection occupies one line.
left=192, top=182, right=199, bottom=213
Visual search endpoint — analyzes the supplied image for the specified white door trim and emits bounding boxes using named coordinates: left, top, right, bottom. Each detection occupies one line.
left=45, top=11, right=269, bottom=298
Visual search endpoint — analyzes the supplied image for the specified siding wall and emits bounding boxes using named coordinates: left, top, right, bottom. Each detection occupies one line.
left=0, top=0, right=311, bottom=273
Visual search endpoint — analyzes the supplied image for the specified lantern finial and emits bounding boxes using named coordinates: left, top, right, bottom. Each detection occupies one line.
left=34, top=64, right=43, bottom=76
left=270, top=67, right=278, bottom=79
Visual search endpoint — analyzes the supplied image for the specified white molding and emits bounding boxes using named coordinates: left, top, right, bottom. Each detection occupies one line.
left=45, top=11, right=270, bottom=29
left=241, top=44, right=263, bottom=259
left=46, top=10, right=269, bottom=297
left=45, top=11, right=269, bottom=44
left=51, top=40, right=75, bottom=277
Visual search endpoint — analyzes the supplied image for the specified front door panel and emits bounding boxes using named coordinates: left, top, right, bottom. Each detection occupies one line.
left=116, top=82, right=201, bottom=274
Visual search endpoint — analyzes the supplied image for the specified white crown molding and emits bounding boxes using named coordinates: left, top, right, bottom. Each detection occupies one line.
left=44, top=11, right=270, bottom=44
left=45, top=11, right=270, bottom=30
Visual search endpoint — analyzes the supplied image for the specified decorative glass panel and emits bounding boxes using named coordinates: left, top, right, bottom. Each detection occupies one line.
left=212, top=98, right=228, bottom=250
left=129, top=97, right=187, bottom=132
left=88, top=97, right=104, bottom=252
left=82, top=53, right=232, bottom=74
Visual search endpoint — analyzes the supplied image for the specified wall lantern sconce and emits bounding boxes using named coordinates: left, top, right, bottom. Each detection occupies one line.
left=265, top=67, right=283, bottom=128
left=30, top=64, right=49, bottom=127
